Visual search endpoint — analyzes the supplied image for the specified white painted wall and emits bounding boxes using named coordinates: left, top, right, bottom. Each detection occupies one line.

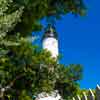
left=35, top=91, right=62, bottom=100
left=43, top=37, right=58, bottom=58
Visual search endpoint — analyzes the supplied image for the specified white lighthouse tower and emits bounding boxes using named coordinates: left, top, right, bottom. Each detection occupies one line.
left=42, top=24, right=59, bottom=58
left=35, top=25, right=62, bottom=100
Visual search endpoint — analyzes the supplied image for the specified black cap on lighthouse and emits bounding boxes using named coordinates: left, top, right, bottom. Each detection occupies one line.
left=42, top=24, right=58, bottom=41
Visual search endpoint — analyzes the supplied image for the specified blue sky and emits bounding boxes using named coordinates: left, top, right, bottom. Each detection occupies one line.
left=56, top=0, right=100, bottom=89
left=33, top=0, right=100, bottom=89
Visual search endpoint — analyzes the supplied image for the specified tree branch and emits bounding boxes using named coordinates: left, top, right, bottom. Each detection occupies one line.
left=0, top=73, right=25, bottom=98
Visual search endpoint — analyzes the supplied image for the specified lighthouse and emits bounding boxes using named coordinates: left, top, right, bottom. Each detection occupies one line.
left=36, top=25, right=62, bottom=100
left=42, top=24, right=59, bottom=58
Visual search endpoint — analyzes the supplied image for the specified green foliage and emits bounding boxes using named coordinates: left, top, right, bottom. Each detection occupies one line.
left=0, top=0, right=86, bottom=37
left=0, top=0, right=23, bottom=38
left=18, top=90, right=32, bottom=100
left=12, top=0, right=86, bottom=35
left=0, top=0, right=86, bottom=99
left=55, top=64, right=83, bottom=99
left=0, top=38, right=55, bottom=99
left=0, top=41, right=83, bottom=99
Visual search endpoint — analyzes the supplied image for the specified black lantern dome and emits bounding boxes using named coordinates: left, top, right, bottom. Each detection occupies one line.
left=42, top=24, right=58, bottom=41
